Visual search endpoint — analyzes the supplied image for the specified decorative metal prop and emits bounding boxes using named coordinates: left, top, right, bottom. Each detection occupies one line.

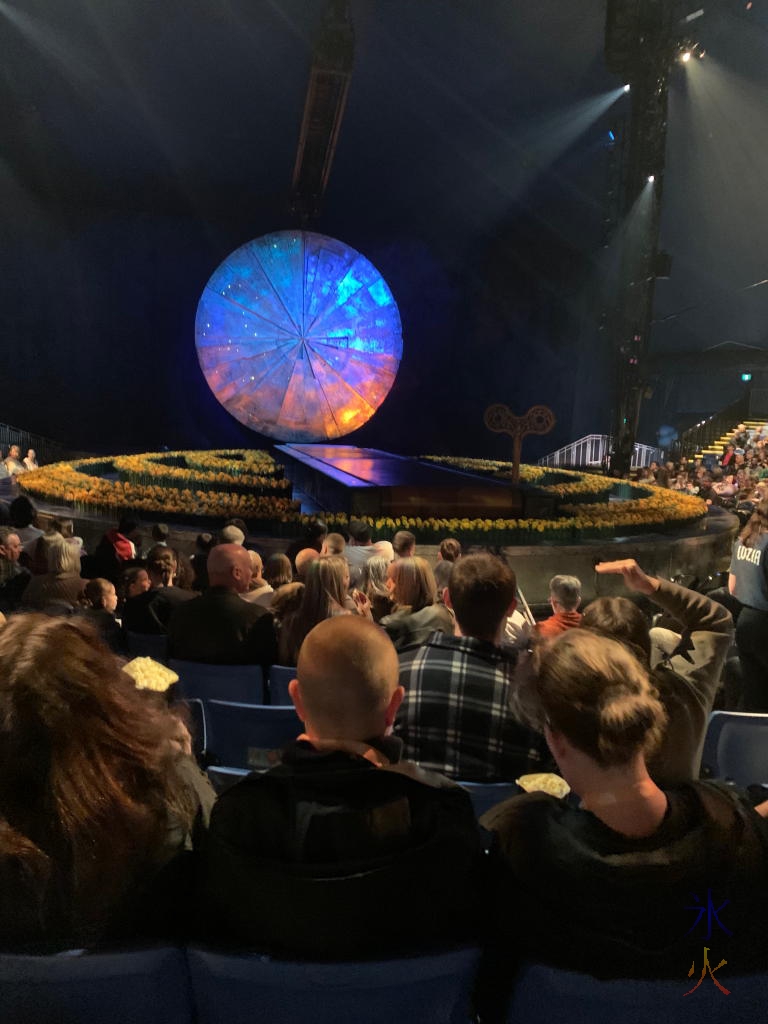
left=484, top=403, right=556, bottom=484
left=196, top=230, right=403, bottom=443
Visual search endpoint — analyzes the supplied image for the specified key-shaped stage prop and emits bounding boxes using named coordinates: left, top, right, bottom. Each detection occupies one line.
left=484, top=404, right=556, bottom=485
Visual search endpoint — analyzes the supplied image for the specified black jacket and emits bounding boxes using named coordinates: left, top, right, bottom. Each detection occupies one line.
left=167, top=587, right=277, bottom=667
left=196, top=736, right=484, bottom=958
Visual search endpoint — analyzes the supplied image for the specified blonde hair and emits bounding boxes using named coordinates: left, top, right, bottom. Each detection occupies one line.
left=536, top=629, right=667, bottom=767
left=389, top=556, right=437, bottom=612
left=46, top=539, right=81, bottom=575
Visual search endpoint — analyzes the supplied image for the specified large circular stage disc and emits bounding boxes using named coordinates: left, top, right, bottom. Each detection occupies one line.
left=195, top=230, right=403, bottom=442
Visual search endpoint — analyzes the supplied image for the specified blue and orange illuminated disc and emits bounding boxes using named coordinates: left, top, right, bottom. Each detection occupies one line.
left=195, top=230, right=403, bottom=442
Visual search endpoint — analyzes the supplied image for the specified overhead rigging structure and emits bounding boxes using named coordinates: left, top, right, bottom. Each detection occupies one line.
left=605, top=0, right=693, bottom=475
left=289, top=0, right=355, bottom=225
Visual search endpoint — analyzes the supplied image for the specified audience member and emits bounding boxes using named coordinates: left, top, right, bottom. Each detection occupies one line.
left=190, top=532, right=215, bottom=591
left=21, top=540, right=86, bottom=611
left=277, top=555, right=356, bottom=665
left=0, top=615, right=212, bottom=953
left=239, top=550, right=272, bottom=605
left=27, top=519, right=64, bottom=576
left=380, top=557, right=453, bottom=650
left=434, top=536, right=461, bottom=593
left=396, top=553, right=546, bottom=781
left=219, top=524, right=245, bottom=546
left=8, top=495, right=44, bottom=554
left=320, top=532, right=346, bottom=556
left=77, top=577, right=124, bottom=652
left=151, top=523, right=170, bottom=546
left=344, top=519, right=376, bottom=584
left=4, top=445, right=26, bottom=476
left=371, top=538, right=395, bottom=562
left=262, top=552, right=293, bottom=591
left=359, top=554, right=394, bottom=622
left=294, top=546, right=320, bottom=580
left=121, top=565, right=151, bottom=606
left=284, top=519, right=327, bottom=571
left=94, top=517, right=141, bottom=582
left=0, top=527, right=30, bottom=614
left=122, top=546, right=193, bottom=635
left=728, top=498, right=768, bottom=710
left=584, top=559, right=732, bottom=785
left=167, top=543, right=277, bottom=667
left=22, top=449, right=38, bottom=471
left=536, top=574, right=582, bottom=638
left=197, top=616, right=483, bottom=958
left=481, top=628, right=768, bottom=1004
left=392, top=529, right=416, bottom=558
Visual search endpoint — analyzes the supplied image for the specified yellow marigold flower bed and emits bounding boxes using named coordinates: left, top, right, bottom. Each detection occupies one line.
left=20, top=450, right=707, bottom=542
left=20, top=450, right=299, bottom=521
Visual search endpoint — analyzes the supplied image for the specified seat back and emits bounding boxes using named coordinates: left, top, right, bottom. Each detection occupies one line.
left=506, top=961, right=768, bottom=1024
left=186, top=946, right=481, bottom=1024
left=0, top=947, right=192, bottom=1024
left=267, top=665, right=296, bottom=706
left=181, top=697, right=207, bottom=765
left=126, top=631, right=169, bottom=663
left=168, top=660, right=265, bottom=704
left=701, top=711, right=768, bottom=788
left=459, top=781, right=518, bottom=818
left=205, top=701, right=300, bottom=769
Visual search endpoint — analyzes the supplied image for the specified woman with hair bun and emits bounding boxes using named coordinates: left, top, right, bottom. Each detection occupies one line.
left=479, top=629, right=768, bottom=1006
left=0, top=614, right=211, bottom=953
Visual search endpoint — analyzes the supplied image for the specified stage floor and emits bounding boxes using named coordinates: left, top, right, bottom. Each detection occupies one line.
left=275, top=444, right=524, bottom=519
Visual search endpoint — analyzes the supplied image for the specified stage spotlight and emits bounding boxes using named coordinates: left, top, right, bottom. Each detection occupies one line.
left=681, top=51, right=692, bottom=62
left=623, top=84, right=631, bottom=93
left=647, top=174, right=655, bottom=183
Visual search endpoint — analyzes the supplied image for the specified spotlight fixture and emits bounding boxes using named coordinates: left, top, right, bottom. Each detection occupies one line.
left=681, top=51, right=692, bottom=62
left=623, top=84, right=631, bottom=93
left=647, top=175, right=655, bottom=183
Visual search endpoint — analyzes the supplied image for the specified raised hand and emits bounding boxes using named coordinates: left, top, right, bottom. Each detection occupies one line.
left=594, top=559, right=660, bottom=595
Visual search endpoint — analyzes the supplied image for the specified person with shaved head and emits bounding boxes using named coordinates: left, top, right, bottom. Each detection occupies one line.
left=167, top=543, right=277, bottom=666
left=197, top=616, right=483, bottom=958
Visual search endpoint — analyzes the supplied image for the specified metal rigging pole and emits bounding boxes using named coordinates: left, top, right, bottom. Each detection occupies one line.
left=605, top=1, right=687, bottom=475
left=290, top=0, right=355, bottom=226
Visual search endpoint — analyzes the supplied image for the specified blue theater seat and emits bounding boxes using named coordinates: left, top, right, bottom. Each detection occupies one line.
left=700, top=710, right=768, bottom=788
left=168, top=660, right=265, bottom=704
left=125, top=631, right=169, bottom=664
left=458, top=781, right=519, bottom=817
left=267, top=665, right=296, bottom=706
left=0, top=946, right=192, bottom=1024
left=186, top=946, right=481, bottom=1024
left=204, top=700, right=300, bottom=770
left=506, top=961, right=768, bottom=1024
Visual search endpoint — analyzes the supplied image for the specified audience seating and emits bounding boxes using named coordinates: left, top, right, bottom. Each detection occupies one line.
left=700, top=710, right=768, bottom=788
left=506, top=961, right=768, bottom=1024
left=204, top=700, right=300, bottom=770
left=125, top=631, right=169, bottom=663
left=186, top=945, right=482, bottom=1024
left=182, top=697, right=207, bottom=765
left=168, top=660, right=265, bottom=704
left=267, top=665, right=296, bottom=706
left=459, top=781, right=519, bottom=818
left=0, top=946, right=192, bottom=1024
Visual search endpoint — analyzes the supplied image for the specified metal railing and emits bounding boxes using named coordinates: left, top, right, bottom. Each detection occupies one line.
left=0, top=423, right=88, bottom=467
left=538, top=434, right=661, bottom=470
left=678, top=393, right=749, bottom=458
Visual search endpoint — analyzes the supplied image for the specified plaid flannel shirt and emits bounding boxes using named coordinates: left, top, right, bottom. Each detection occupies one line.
left=394, top=630, right=545, bottom=782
